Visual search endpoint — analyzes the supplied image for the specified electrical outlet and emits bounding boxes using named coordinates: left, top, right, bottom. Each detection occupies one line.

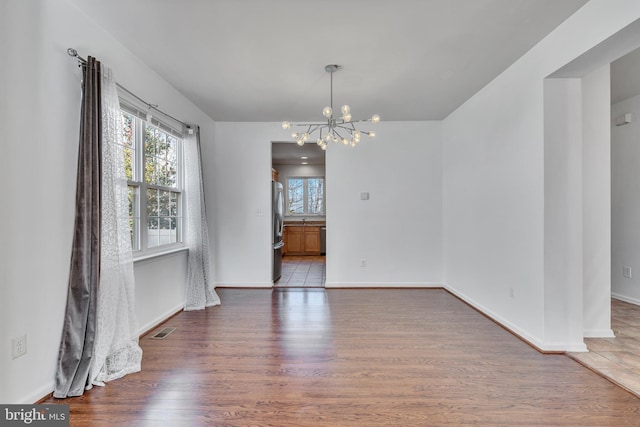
left=12, top=334, right=27, bottom=359
left=623, top=266, right=632, bottom=279
left=360, top=259, right=367, bottom=267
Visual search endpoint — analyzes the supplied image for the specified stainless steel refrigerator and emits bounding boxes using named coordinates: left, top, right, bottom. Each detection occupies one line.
left=272, top=181, right=284, bottom=282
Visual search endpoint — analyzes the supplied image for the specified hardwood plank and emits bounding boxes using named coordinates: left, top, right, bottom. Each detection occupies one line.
left=43, top=289, right=640, bottom=426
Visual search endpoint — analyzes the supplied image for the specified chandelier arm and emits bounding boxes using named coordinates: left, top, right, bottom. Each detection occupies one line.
left=332, top=127, right=350, bottom=139
left=291, top=122, right=328, bottom=128
left=334, top=124, right=357, bottom=134
left=345, top=118, right=371, bottom=125
left=282, top=64, right=377, bottom=146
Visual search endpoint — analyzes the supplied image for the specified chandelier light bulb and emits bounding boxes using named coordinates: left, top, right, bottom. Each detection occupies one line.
left=281, top=65, right=378, bottom=149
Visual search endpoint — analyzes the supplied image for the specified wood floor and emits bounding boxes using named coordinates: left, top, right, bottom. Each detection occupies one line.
left=568, top=298, right=640, bottom=397
left=44, top=288, right=640, bottom=426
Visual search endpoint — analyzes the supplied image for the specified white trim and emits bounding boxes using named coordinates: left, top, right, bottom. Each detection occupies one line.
left=444, top=283, right=587, bottom=352
left=612, top=292, right=640, bottom=306
left=18, top=381, right=55, bottom=405
left=27, top=302, right=186, bottom=404
left=133, top=245, right=188, bottom=263
left=119, top=94, right=184, bottom=137
left=138, top=303, right=185, bottom=337
left=584, top=329, right=615, bottom=338
left=324, top=281, right=442, bottom=288
left=214, top=281, right=273, bottom=288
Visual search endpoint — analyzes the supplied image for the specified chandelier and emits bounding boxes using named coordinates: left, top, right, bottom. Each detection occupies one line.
left=282, top=64, right=380, bottom=150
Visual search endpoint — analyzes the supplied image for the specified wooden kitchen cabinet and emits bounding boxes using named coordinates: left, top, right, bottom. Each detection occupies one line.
left=284, top=225, right=320, bottom=255
left=304, top=227, right=321, bottom=254
left=284, top=226, right=304, bottom=254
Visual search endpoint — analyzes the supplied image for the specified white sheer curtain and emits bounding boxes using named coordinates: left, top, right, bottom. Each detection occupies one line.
left=184, top=126, right=220, bottom=310
left=89, top=65, right=142, bottom=385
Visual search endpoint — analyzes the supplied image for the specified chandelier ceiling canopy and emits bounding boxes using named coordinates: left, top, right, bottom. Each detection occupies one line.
left=282, top=65, right=380, bottom=150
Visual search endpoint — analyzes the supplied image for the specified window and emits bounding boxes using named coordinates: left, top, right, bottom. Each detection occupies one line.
left=121, top=109, right=183, bottom=253
left=287, top=177, right=325, bottom=215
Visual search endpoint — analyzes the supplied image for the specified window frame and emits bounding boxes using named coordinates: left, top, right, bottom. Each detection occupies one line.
left=286, top=176, right=326, bottom=216
left=121, top=104, right=186, bottom=259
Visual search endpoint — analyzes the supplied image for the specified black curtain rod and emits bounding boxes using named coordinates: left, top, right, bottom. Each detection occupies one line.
left=66, top=48, right=189, bottom=129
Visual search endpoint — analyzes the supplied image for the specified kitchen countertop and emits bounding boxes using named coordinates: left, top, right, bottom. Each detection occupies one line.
left=284, top=221, right=326, bottom=226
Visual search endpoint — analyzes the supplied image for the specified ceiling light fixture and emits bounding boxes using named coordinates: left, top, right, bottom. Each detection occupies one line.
left=282, top=64, right=380, bottom=150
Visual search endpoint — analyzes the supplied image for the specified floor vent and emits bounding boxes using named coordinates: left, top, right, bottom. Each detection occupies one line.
left=150, top=327, right=175, bottom=339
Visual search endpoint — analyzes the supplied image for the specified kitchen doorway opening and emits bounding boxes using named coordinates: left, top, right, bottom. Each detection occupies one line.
left=272, top=142, right=326, bottom=288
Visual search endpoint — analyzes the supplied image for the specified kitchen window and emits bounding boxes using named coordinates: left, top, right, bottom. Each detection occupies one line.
left=287, top=177, right=325, bottom=215
left=121, top=107, right=184, bottom=254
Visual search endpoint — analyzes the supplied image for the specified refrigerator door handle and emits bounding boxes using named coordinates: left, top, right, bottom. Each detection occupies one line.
left=274, top=241, right=284, bottom=250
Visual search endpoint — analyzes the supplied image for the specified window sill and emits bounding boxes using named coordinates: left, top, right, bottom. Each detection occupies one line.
left=133, top=245, right=188, bottom=263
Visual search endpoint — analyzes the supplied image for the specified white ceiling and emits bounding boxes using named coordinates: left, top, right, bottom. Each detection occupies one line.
left=272, top=142, right=325, bottom=165
left=69, top=0, right=589, bottom=122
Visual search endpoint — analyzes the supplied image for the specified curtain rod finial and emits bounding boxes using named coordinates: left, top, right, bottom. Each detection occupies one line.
left=67, top=48, right=78, bottom=57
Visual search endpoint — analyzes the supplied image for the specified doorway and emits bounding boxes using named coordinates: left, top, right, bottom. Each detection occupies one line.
left=549, top=24, right=640, bottom=395
left=272, top=142, right=327, bottom=287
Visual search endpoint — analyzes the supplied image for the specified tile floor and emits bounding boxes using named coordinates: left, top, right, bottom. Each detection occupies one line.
left=568, top=298, right=640, bottom=397
left=275, top=255, right=326, bottom=287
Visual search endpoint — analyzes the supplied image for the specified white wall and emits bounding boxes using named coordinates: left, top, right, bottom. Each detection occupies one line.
left=443, top=1, right=640, bottom=351
left=211, top=123, right=274, bottom=287
left=326, top=121, right=443, bottom=287
left=211, top=121, right=443, bottom=288
left=1, top=0, right=215, bottom=404
left=612, top=93, right=640, bottom=305
left=543, top=77, right=585, bottom=350
left=581, top=65, right=613, bottom=338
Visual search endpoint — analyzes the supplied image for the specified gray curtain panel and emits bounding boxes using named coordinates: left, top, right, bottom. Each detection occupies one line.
left=53, top=56, right=102, bottom=398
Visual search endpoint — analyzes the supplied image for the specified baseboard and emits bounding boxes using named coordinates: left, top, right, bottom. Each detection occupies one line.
left=29, top=303, right=185, bottom=404
left=324, top=282, right=443, bottom=288
left=214, top=281, right=273, bottom=288
left=19, top=381, right=56, bottom=405
left=584, top=328, right=615, bottom=338
left=611, top=292, right=640, bottom=306
left=444, top=283, right=587, bottom=353
left=138, top=302, right=185, bottom=337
